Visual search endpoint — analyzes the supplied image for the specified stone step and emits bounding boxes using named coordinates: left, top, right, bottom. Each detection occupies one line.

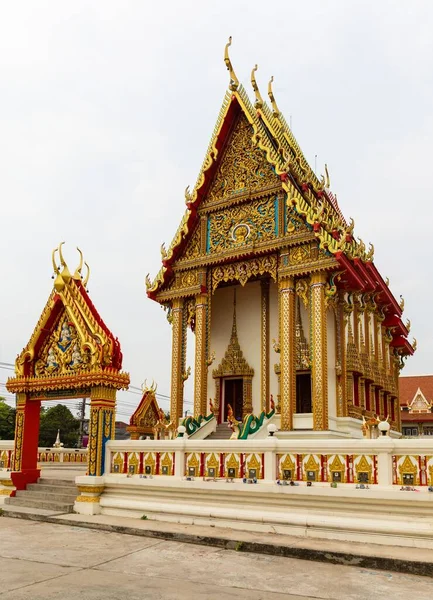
left=28, top=483, right=78, bottom=494
left=15, top=489, right=77, bottom=503
left=2, top=504, right=61, bottom=517
left=38, top=478, right=77, bottom=487
left=4, top=496, right=74, bottom=513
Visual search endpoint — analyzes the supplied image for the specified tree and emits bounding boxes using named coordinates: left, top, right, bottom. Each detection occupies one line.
left=0, top=398, right=16, bottom=440
left=39, top=404, right=80, bottom=448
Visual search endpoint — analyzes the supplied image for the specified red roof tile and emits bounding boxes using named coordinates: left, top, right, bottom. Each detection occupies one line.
left=399, top=375, right=433, bottom=406
left=401, top=412, right=433, bottom=422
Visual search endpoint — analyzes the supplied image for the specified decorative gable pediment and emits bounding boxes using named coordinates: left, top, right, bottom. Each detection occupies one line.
left=409, top=388, right=431, bottom=413
left=7, top=244, right=129, bottom=395
left=203, top=113, right=280, bottom=208
left=127, top=385, right=161, bottom=438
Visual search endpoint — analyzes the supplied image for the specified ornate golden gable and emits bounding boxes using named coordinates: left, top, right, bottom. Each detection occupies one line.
left=127, top=385, right=161, bottom=440
left=178, top=223, right=202, bottom=263
left=203, top=113, right=279, bottom=207
left=7, top=244, right=129, bottom=396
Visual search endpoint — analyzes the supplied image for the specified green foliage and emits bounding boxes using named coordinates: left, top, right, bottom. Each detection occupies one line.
left=39, top=404, right=80, bottom=448
left=234, top=541, right=244, bottom=551
left=141, top=515, right=148, bottom=520
left=0, top=398, right=16, bottom=440
left=0, top=508, right=4, bottom=517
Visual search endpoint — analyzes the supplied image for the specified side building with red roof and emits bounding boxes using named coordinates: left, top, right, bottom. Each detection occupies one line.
left=399, top=375, right=433, bottom=437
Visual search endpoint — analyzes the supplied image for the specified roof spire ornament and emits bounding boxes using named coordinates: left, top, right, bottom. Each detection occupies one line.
left=324, top=164, right=331, bottom=188
left=268, top=76, right=281, bottom=119
left=83, top=261, right=90, bottom=289
left=224, top=36, right=239, bottom=91
left=251, top=64, right=264, bottom=109
left=73, top=247, right=84, bottom=281
left=58, top=242, right=72, bottom=284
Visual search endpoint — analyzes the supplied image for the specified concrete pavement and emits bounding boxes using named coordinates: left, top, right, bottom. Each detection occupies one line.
left=0, top=518, right=432, bottom=599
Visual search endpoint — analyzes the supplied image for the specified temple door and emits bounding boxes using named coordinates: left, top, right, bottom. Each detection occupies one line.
left=223, top=378, right=243, bottom=422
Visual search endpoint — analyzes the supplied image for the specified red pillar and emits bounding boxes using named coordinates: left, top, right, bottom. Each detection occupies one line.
left=12, top=398, right=41, bottom=490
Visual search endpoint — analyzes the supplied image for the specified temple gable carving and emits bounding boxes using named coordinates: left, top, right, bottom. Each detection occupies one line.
left=203, top=113, right=279, bottom=207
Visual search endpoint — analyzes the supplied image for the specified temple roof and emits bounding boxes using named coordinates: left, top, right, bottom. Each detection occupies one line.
left=7, top=244, right=129, bottom=394
left=145, top=39, right=414, bottom=357
left=400, top=376, right=433, bottom=407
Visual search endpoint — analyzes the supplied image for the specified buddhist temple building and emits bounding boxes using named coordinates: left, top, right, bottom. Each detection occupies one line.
left=146, top=40, right=415, bottom=438
left=400, top=375, right=433, bottom=437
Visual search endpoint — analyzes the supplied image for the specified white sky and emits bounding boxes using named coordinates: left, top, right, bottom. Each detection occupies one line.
left=1, top=1, right=432, bottom=421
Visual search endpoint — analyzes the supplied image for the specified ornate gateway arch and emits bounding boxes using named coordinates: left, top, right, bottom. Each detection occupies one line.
left=6, top=244, right=129, bottom=489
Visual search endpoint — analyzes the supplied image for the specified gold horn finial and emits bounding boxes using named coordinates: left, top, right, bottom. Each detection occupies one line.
left=51, top=247, right=60, bottom=275
left=268, top=76, right=280, bottom=118
left=224, top=36, right=239, bottom=91
left=251, top=64, right=263, bottom=108
left=73, top=247, right=84, bottom=280
left=325, top=164, right=331, bottom=188
left=83, top=261, right=90, bottom=288
left=51, top=246, right=65, bottom=292
left=58, top=242, right=72, bottom=284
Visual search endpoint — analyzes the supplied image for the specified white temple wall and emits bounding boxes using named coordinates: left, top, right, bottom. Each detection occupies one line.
left=327, top=308, right=337, bottom=420
left=208, top=282, right=262, bottom=414
left=269, top=281, right=279, bottom=400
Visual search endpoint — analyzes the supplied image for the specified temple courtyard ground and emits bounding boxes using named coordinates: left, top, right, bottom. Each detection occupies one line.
left=0, top=517, right=432, bottom=600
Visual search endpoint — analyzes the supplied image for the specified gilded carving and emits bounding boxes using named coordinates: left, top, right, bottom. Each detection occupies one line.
left=211, top=255, right=277, bottom=292
left=204, top=113, right=279, bottom=206
left=180, top=224, right=201, bottom=262
left=207, top=196, right=276, bottom=253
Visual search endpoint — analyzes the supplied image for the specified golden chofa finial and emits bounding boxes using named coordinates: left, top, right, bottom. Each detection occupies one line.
left=51, top=245, right=65, bottom=292
left=58, top=241, right=72, bottom=284
left=268, top=76, right=280, bottom=119
left=73, top=247, right=84, bottom=281
left=399, top=295, right=405, bottom=311
left=83, top=261, right=90, bottom=289
left=251, top=65, right=264, bottom=109
left=324, top=164, right=331, bottom=189
left=412, top=338, right=417, bottom=352
left=224, top=36, right=239, bottom=91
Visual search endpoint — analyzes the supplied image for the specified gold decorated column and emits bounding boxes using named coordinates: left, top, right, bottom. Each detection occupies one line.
left=194, top=293, right=208, bottom=417
left=261, top=279, right=270, bottom=411
left=88, top=386, right=116, bottom=477
left=310, top=272, right=328, bottom=430
left=170, top=298, right=184, bottom=424
left=279, top=276, right=296, bottom=430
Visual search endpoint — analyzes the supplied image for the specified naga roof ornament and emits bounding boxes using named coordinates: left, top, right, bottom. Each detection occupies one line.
left=251, top=65, right=264, bottom=109
left=224, top=36, right=239, bottom=91
left=267, top=76, right=281, bottom=119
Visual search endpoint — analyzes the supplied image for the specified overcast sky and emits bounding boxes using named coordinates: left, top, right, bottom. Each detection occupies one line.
left=1, top=1, right=432, bottom=420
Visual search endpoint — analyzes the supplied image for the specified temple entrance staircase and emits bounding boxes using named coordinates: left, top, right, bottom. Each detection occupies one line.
left=205, top=422, right=233, bottom=440
left=4, top=478, right=77, bottom=515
